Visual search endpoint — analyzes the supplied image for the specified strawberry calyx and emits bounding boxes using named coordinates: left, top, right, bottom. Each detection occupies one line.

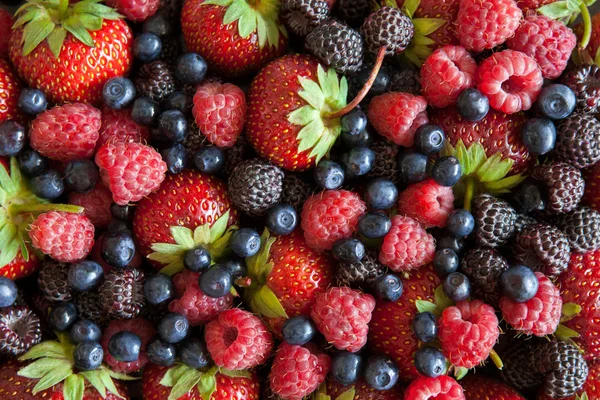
left=577, top=392, right=590, bottom=400
left=557, top=302, right=584, bottom=349
left=313, top=383, right=355, bottom=400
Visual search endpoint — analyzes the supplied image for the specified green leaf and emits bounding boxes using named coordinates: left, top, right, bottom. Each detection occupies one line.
left=434, top=285, right=455, bottom=311
left=72, top=2, right=122, bottom=19
left=13, top=7, right=43, bottom=29
left=255, top=13, right=268, bottom=48
left=194, top=224, right=211, bottom=245
left=309, top=127, right=338, bottom=163
left=98, top=368, right=123, bottom=398
left=561, top=303, right=582, bottom=323
left=19, top=341, right=66, bottom=361
left=317, top=65, right=333, bottom=99
left=484, top=173, right=525, bottom=194
left=32, top=363, right=72, bottom=394
left=158, top=261, right=185, bottom=276
left=415, top=300, right=437, bottom=314
left=106, top=369, right=138, bottom=381
left=538, top=1, right=571, bottom=18
left=402, top=0, right=420, bottom=17
left=468, top=143, right=487, bottom=174
left=22, top=16, right=55, bottom=56
left=412, top=18, right=446, bottom=36
left=209, top=211, right=230, bottom=243
left=218, top=369, right=251, bottom=379
left=249, top=285, right=288, bottom=319
left=160, top=364, right=191, bottom=387
left=454, top=367, right=469, bottom=380
left=577, top=392, right=590, bottom=400
left=151, top=243, right=188, bottom=256
left=476, top=154, right=512, bottom=182
left=297, top=118, right=325, bottom=153
left=202, top=0, right=234, bottom=5
left=62, top=17, right=94, bottom=47
left=0, top=223, right=17, bottom=255
left=18, top=231, right=29, bottom=262
left=245, top=229, right=275, bottom=282
left=566, top=0, right=580, bottom=11
left=81, top=371, right=107, bottom=398
left=170, top=226, right=195, bottom=248
left=288, top=106, right=320, bottom=126
left=238, top=11, right=257, bottom=38
left=412, top=35, right=435, bottom=46
left=45, top=26, right=66, bottom=58
left=222, top=0, right=248, bottom=25
left=18, top=358, right=65, bottom=379
left=63, top=374, right=85, bottom=400
left=298, top=77, right=325, bottom=110
left=335, top=388, right=356, bottom=400
left=454, top=140, right=470, bottom=175
left=0, top=239, right=21, bottom=268
left=168, top=369, right=203, bottom=400
left=556, top=324, right=580, bottom=339
left=79, top=13, right=103, bottom=31
left=207, top=227, right=235, bottom=260
left=197, top=374, right=217, bottom=400
left=265, top=19, right=280, bottom=48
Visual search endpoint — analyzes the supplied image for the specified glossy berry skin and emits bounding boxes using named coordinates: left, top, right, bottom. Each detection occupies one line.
left=101, top=231, right=136, bottom=269
left=108, top=331, right=142, bottom=362
left=364, top=355, right=399, bottom=391
left=161, top=143, right=187, bottom=174
left=314, top=160, right=345, bottom=190
left=399, top=150, right=428, bottom=183
left=17, top=149, right=47, bottom=177
left=412, top=312, right=437, bottom=343
left=198, top=264, right=232, bottom=298
left=165, top=91, right=191, bottom=115
left=0, top=121, right=25, bottom=157
left=341, top=108, right=368, bottom=136
left=281, top=316, right=316, bottom=345
left=332, top=351, right=363, bottom=386
left=222, top=258, right=247, bottom=280
left=446, top=209, right=474, bottom=238
left=132, top=96, right=159, bottom=126
left=159, top=109, right=187, bottom=142
left=431, top=156, right=462, bottom=187
left=193, top=146, right=224, bottom=174
left=332, top=238, right=365, bottom=264
left=144, top=273, right=174, bottom=306
left=374, top=273, right=403, bottom=302
left=49, top=302, right=77, bottom=332
left=414, top=346, right=446, bottom=378
left=178, top=337, right=211, bottom=369
left=175, top=53, right=208, bottom=85
left=102, top=77, right=136, bottom=110
left=158, top=313, right=189, bottom=344
left=397, top=178, right=454, bottom=228
left=68, top=260, right=104, bottom=292
left=70, top=320, right=102, bottom=344
left=365, top=178, right=398, bottom=210
left=183, top=247, right=211, bottom=273
left=143, top=12, right=172, bottom=36
left=0, top=277, right=17, bottom=307
left=345, top=146, right=375, bottom=176
left=17, top=88, right=47, bottom=115
left=230, top=228, right=261, bottom=258
left=358, top=212, right=391, bottom=239
left=146, top=337, right=176, bottom=367
left=74, top=342, right=104, bottom=371
left=433, top=249, right=459, bottom=277
left=110, top=204, right=134, bottom=221
left=457, top=88, right=490, bottom=122
left=415, top=124, right=445, bottom=154
left=342, top=127, right=371, bottom=149
left=536, top=84, right=576, bottom=120
left=133, top=33, right=162, bottom=62
left=443, top=272, right=471, bottom=302
left=511, top=179, right=546, bottom=214
left=64, top=160, right=99, bottom=194
left=500, top=265, right=539, bottom=302
left=520, top=117, right=556, bottom=155
left=266, top=204, right=298, bottom=236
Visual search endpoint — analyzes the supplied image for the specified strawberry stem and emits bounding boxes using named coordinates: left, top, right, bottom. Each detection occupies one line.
left=579, top=3, right=592, bottom=50
left=463, top=176, right=475, bottom=212
left=58, top=0, right=70, bottom=21
left=10, top=203, right=84, bottom=216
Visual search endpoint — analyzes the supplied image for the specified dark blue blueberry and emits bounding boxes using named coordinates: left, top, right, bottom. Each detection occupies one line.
left=313, top=160, right=345, bottom=190
left=412, top=312, right=437, bottom=343
left=198, top=264, right=232, bottom=298
left=73, top=342, right=104, bottom=371
left=414, top=124, right=445, bottom=155
left=230, top=228, right=261, bottom=258
left=414, top=346, right=446, bottom=378
left=107, top=220, right=131, bottom=235
left=511, top=179, right=546, bottom=214
left=281, top=316, right=316, bottom=345
left=433, top=249, right=459, bottom=277
left=352, top=65, right=389, bottom=98
left=435, top=232, right=465, bottom=255
left=374, top=273, right=403, bottom=302
left=358, top=212, right=391, bottom=239
left=144, top=273, right=174, bottom=305
left=159, top=110, right=187, bottom=142
left=110, top=203, right=134, bottom=221
left=431, top=156, right=462, bottom=187
left=31, top=169, right=64, bottom=200
left=108, top=331, right=141, bottom=362
left=332, top=238, right=365, bottom=264
left=364, top=178, right=398, bottom=210
left=143, top=11, right=172, bottom=37
left=194, top=147, right=224, bottom=174
left=446, top=209, right=474, bottom=238
left=158, top=313, right=189, bottom=344
left=521, top=118, right=556, bottom=155
left=500, top=265, right=539, bottom=303
left=266, top=204, right=298, bottom=235
left=222, top=258, right=247, bottom=280
left=161, top=143, right=188, bottom=174
left=341, top=126, right=371, bottom=148
left=101, top=231, right=136, bottom=268
left=147, top=337, right=176, bottom=366
left=18, top=149, right=48, bottom=177
left=536, top=84, right=576, bottom=120
left=457, top=88, right=490, bottom=122
left=102, top=77, right=136, bottom=109
left=443, top=272, right=471, bottom=302
left=68, top=261, right=104, bottom=292
left=398, top=150, right=428, bottom=183
left=184, top=246, right=211, bottom=272
left=178, top=338, right=212, bottom=369
left=340, top=108, right=367, bottom=136
left=0, top=120, right=25, bottom=156
left=70, top=320, right=102, bottom=343
left=49, top=302, right=77, bottom=331
left=133, top=33, right=162, bottom=62
left=175, top=53, right=208, bottom=85
left=18, top=88, right=47, bottom=115
left=165, top=91, right=192, bottom=115
left=364, top=355, right=399, bottom=391
left=345, top=146, right=374, bottom=176
left=331, top=351, right=363, bottom=385
left=0, top=277, right=17, bottom=307
left=64, top=160, right=99, bottom=193
left=132, top=97, right=160, bottom=126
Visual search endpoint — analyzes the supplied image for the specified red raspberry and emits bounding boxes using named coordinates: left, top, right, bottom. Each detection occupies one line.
left=269, top=343, right=330, bottom=400
left=379, top=215, right=435, bottom=272
left=456, top=0, right=522, bottom=53
left=499, top=272, right=562, bottom=336
left=516, top=0, right=555, bottom=13
left=168, top=270, right=233, bottom=325
left=106, top=0, right=160, bottom=21
left=438, top=300, right=500, bottom=369
left=29, top=212, right=95, bottom=263
left=101, top=318, right=156, bottom=373
left=507, top=15, right=576, bottom=80
left=368, top=92, right=429, bottom=147
left=29, top=103, right=101, bottom=162
left=95, top=142, right=167, bottom=205
left=404, top=376, right=465, bottom=400
left=98, top=107, right=150, bottom=147
left=205, top=308, right=273, bottom=370
left=397, top=178, right=454, bottom=228
left=192, top=82, right=247, bottom=148
left=0, top=10, right=12, bottom=59
left=310, top=287, right=376, bottom=352
left=476, top=50, right=544, bottom=114
left=301, top=190, right=366, bottom=252
left=68, top=183, right=113, bottom=228
left=421, top=45, right=477, bottom=108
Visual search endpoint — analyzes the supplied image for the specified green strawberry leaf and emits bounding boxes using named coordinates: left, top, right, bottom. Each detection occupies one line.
left=22, top=16, right=55, bottom=55
left=577, top=392, right=590, bottom=400
left=80, top=370, right=107, bottom=398
left=476, top=154, right=513, bottom=182
left=197, top=373, right=217, bottom=400
left=170, top=226, right=195, bottom=249
left=47, top=27, right=67, bottom=58
left=335, top=388, right=356, bottom=400
left=202, top=0, right=234, bottom=7
left=160, top=364, right=191, bottom=387
left=19, top=341, right=67, bottom=361
left=18, top=358, right=65, bottom=379
left=288, top=106, right=320, bottom=126
left=567, top=0, right=580, bottom=12
left=245, top=229, right=275, bottom=283
left=168, top=368, right=203, bottom=400
left=415, top=300, right=437, bottom=314
left=402, top=0, right=421, bottom=18
left=106, top=368, right=138, bottom=381
left=412, top=18, right=446, bottom=37
left=63, top=374, right=85, bottom=400
left=62, top=17, right=94, bottom=47
left=218, top=369, right=251, bottom=379
left=209, top=211, right=230, bottom=243
left=556, top=324, right=581, bottom=339
left=249, top=285, right=288, bottom=319
left=538, top=1, right=571, bottom=18
left=561, top=303, right=582, bottom=323
left=32, top=363, right=73, bottom=394
left=98, top=368, right=124, bottom=398
left=298, top=77, right=325, bottom=110
left=454, top=367, right=469, bottom=380
left=434, top=285, right=455, bottom=311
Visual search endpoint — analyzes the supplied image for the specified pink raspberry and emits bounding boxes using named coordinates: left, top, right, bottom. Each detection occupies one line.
left=310, top=287, right=376, bottom=352
left=438, top=300, right=500, bottom=369
left=106, top=0, right=160, bottom=21
left=95, top=142, right=167, bottom=205
left=98, top=107, right=150, bottom=147
left=0, top=10, right=12, bottom=59
left=421, top=45, right=477, bottom=108
left=68, top=183, right=113, bottom=228
left=404, top=376, right=465, bottom=400
left=29, top=103, right=101, bottom=162
left=205, top=308, right=273, bottom=370
left=301, top=190, right=366, bottom=252
left=379, top=215, right=435, bottom=272
left=192, top=82, right=247, bottom=148
left=269, top=343, right=330, bottom=400
left=101, top=318, right=156, bottom=373
left=397, top=178, right=454, bottom=228
left=499, top=272, right=562, bottom=336
left=29, top=212, right=95, bottom=263
left=368, top=92, right=428, bottom=147
left=476, top=50, right=544, bottom=114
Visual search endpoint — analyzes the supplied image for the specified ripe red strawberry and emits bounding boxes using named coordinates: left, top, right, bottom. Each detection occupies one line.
left=404, top=375, right=465, bottom=400
left=101, top=318, right=156, bottom=373
left=379, top=215, right=436, bottom=272
left=98, top=107, right=150, bottom=147
left=9, top=2, right=132, bottom=105
left=461, top=375, right=526, bottom=399
left=0, top=247, right=39, bottom=281
left=0, top=58, right=24, bottom=125
left=181, top=0, right=287, bottom=78
left=0, top=10, right=12, bottom=59
left=106, top=0, right=160, bottom=21
left=398, top=178, right=454, bottom=228
left=583, top=161, right=600, bottom=211
left=325, top=378, right=404, bottom=399
left=397, top=0, right=460, bottom=50
left=68, top=183, right=114, bottom=228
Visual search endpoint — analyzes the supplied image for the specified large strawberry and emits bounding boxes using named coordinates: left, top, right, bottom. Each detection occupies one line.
left=9, top=0, right=132, bottom=105
left=461, top=375, right=526, bottom=400
left=181, top=0, right=287, bottom=78
left=583, top=162, right=600, bottom=210
left=0, top=58, right=24, bottom=125
left=0, top=9, right=12, bottom=59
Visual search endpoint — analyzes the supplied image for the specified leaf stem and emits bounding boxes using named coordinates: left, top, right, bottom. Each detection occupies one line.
left=463, top=176, right=475, bottom=212
left=579, top=3, right=592, bottom=50
left=9, top=203, right=84, bottom=216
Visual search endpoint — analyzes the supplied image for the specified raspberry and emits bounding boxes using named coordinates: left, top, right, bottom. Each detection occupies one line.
left=100, top=318, right=156, bottom=373
left=192, top=82, right=247, bottom=148
left=367, top=92, right=429, bottom=147
left=68, top=183, right=113, bottom=228
left=421, top=45, right=477, bottom=108
left=301, top=190, right=366, bottom=252
left=499, top=272, right=562, bottom=336
left=29, top=212, right=95, bottom=263
left=516, top=0, right=555, bottom=13
left=476, top=50, right=544, bottom=114
left=205, top=308, right=273, bottom=370
left=29, top=103, right=101, bottom=162
left=456, top=0, right=522, bottom=53
left=507, top=15, right=576, bottom=80
left=168, top=270, right=233, bottom=325
left=404, top=376, right=465, bottom=400
left=269, top=343, right=330, bottom=400
left=106, top=0, right=160, bottom=21
left=397, top=178, right=454, bottom=228
left=98, top=107, right=150, bottom=147
left=0, top=10, right=11, bottom=59
left=95, top=142, right=167, bottom=205
left=379, top=215, right=435, bottom=272
left=310, top=287, right=376, bottom=352
left=438, top=300, right=500, bottom=369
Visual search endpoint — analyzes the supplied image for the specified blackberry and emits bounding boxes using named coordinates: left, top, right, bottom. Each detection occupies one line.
left=158, top=0, right=182, bottom=24
left=336, top=250, right=386, bottom=289
left=228, top=158, right=284, bottom=216
left=533, top=340, right=588, bottom=398
left=183, top=117, right=205, bottom=157
left=365, top=139, right=400, bottom=184
left=514, top=214, right=538, bottom=233
left=561, top=64, right=600, bottom=113
left=472, top=194, right=517, bottom=248
left=281, top=174, right=313, bottom=211
left=388, top=68, right=421, bottom=95
left=74, top=292, right=108, bottom=327
left=513, top=223, right=570, bottom=278
left=555, top=207, right=600, bottom=253
left=99, top=268, right=146, bottom=320
left=361, top=7, right=414, bottom=56
left=305, top=20, right=364, bottom=74
left=223, top=135, right=253, bottom=176
left=460, top=247, right=508, bottom=306
left=280, top=0, right=329, bottom=37
left=135, top=61, right=175, bottom=103
left=158, top=36, right=180, bottom=66
left=336, top=0, right=371, bottom=26
left=501, top=339, right=544, bottom=391
left=37, top=261, right=72, bottom=303
left=0, top=306, right=41, bottom=356
left=531, top=162, right=584, bottom=214
left=552, top=112, right=600, bottom=169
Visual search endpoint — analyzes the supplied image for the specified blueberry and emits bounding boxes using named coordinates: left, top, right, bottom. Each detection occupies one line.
left=31, top=169, right=64, bottom=200
left=457, top=88, right=490, bottom=121
left=412, top=312, right=437, bottom=343
left=282, top=316, right=316, bottom=345
left=351, top=65, right=389, bottom=98
left=364, top=178, right=398, bottom=210
left=101, top=231, right=136, bottom=268
left=198, top=264, right=232, bottom=298
left=159, top=110, right=187, bottom=142
left=178, top=338, right=212, bottom=369
left=536, top=84, right=576, bottom=120
left=0, top=277, right=17, bottom=307
left=108, top=331, right=141, bottom=362
left=175, top=53, right=208, bottom=85
left=358, top=212, right=391, bottom=239
left=364, top=355, right=399, bottom=391
left=414, top=346, right=446, bottom=378
left=511, top=179, right=546, bottom=214
left=184, top=247, right=211, bottom=272
left=110, top=203, right=134, bottom=221
left=143, top=11, right=172, bottom=37
left=313, top=160, right=345, bottom=190
left=107, top=220, right=131, bottom=235
left=230, top=228, right=261, bottom=258
left=132, top=97, right=160, bottom=126
left=341, top=126, right=371, bottom=148
left=521, top=118, right=556, bottom=155
left=434, top=231, right=465, bottom=255
left=147, top=337, right=176, bottom=366
left=340, top=108, right=367, bottom=136
left=332, top=238, right=365, bottom=264
left=49, top=302, right=77, bottom=331
left=433, top=249, right=459, bottom=277
left=414, top=124, right=445, bottom=155
left=221, top=258, right=247, bottom=280
left=68, top=261, right=104, bottom=291
left=73, top=342, right=104, bottom=371
left=443, top=272, right=471, bottom=302
left=500, top=265, right=539, bottom=303
left=70, top=320, right=102, bottom=343
left=266, top=204, right=298, bottom=235
left=432, top=156, right=462, bottom=187
left=165, top=91, right=192, bottom=115
left=18, top=88, right=47, bottom=115
left=398, top=150, right=428, bottom=183
left=102, top=77, right=136, bottom=109
left=331, top=351, right=363, bottom=385
left=64, top=160, right=99, bottom=193
left=158, top=313, right=189, bottom=344
left=194, top=147, right=224, bottom=174
left=133, top=33, right=162, bottom=62
left=144, top=273, right=174, bottom=305
left=345, top=146, right=374, bottom=176
left=446, top=209, right=474, bottom=238
left=161, top=143, right=188, bottom=174
left=0, top=121, right=25, bottom=156
left=373, top=273, right=403, bottom=302
left=18, top=149, right=48, bottom=177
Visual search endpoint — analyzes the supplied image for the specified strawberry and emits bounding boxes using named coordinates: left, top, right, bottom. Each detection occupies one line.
left=0, top=9, right=13, bottom=60
left=583, top=161, right=600, bottom=211
left=181, top=0, right=287, bottom=78
left=0, top=58, right=24, bottom=125
left=396, top=0, right=459, bottom=50
left=461, top=375, right=526, bottom=399
left=8, top=0, right=132, bottom=105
